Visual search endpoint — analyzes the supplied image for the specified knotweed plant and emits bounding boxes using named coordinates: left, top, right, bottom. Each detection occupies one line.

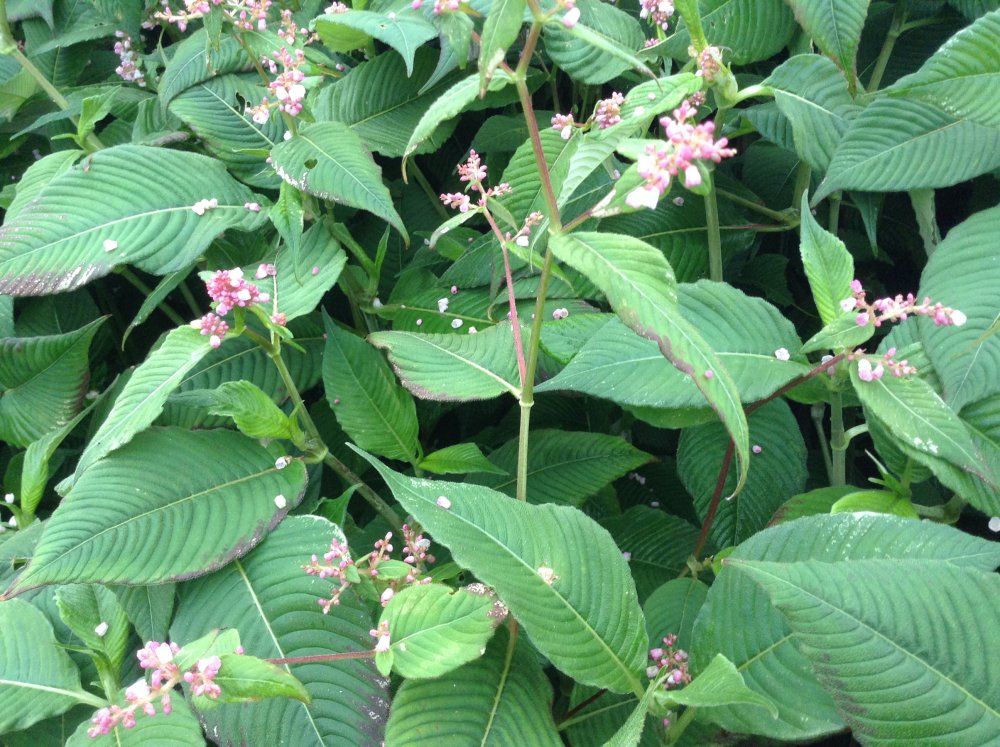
left=0, top=0, right=997, bottom=745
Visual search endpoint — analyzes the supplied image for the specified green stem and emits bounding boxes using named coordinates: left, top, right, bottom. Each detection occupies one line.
left=666, top=706, right=698, bottom=745
left=868, top=1, right=907, bottom=92
left=705, top=179, right=723, bottom=282
left=830, top=390, right=847, bottom=487
left=267, top=341, right=403, bottom=531
left=268, top=650, right=374, bottom=665
left=792, top=160, right=812, bottom=210
left=178, top=278, right=203, bottom=317
left=811, top=403, right=834, bottom=484
left=0, top=0, right=103, bottom=151
left=828, top=192, right=842, bottom=235
left=715, top=188, right=793, bottom=224
left=410, top=160, right=449, bottom=219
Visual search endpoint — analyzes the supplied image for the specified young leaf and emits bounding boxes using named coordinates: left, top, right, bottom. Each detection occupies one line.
left=0, top=146, right=266, bottom=296
left=55, top=584, right=130, bottom=671
left=643, top=578, right=709, bottom=650
left=0, top=599, right=90, bottom=733
left=270, top=182, right=304, bottom=263
left=199, top=380, right=298, bottom=440
left=659, top=654, right=778, bottom=717
left=265, top=220, right=347, bottom=322
left=692, top=514, right=1000, bottom=740
left=829, top=489, right=919, bottom=519
left=380, top=584, right=497, bottom=679
left=783, top=0, right=871, bottom=78
left=729, top=559, right=1000, bottom=743
left=7, top=427, right=307, bottom=593
left=385, top=625, right=561, bottom=745
left=418, top=443, right=507, bottom=476
left=170, top=516, right=388, bottom=744
left=312, top=10, right=437, bottom=75
left=478, top=0, right=526, bottom=89
left=663, top=0, right=795, bottom=64
left=353, top=448, right=649, bottom=695
left=270, top=122, right=407, bottom=240
left=0, top=317, right=104, bottom=447
left=542, top=0, right=649, bottom=85
left=212, top=653, right=311, bottom=704
left=369, top=323, right=522, bottom=401
left=473, top=430, right=652, bottom=506
left=798, top=192, right=854, bottom=326
left=322, top=313, right=420, bottom=463
left=550, top=232, right=750, bottom=495
left=72, top=326, right=214, bottom=480
left=113, top=584, right=175, bottom=642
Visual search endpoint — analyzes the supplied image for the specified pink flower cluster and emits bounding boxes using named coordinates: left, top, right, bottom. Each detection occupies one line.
left=205, top=267, right=269, bottom=315
left=627, top=100, right=736, bottom=209
left=843, top=279, right=967, bottom=329
left=231, top=0, right=272, bottom=31
left=414, top=0, right=468, bottom=12
left=594, top=92, right=625, bottom=129
left=440, top=150, right=512, bottom=214
left=88, top=641, right=226, bottom=738
left=153, top=0, right=276, bottom=32
left=113, top=32, right=145, bottom=87
left=152, top=0, right=222, bottom=31
left=646, top=633, right=691, bottom=689
left=639, top=0, right=674, bottom=30
left=849, top=347, right=918, bottom=383
left=277, top=8, right=309, bottom=44
left=192, top=313, right=229, bottom=349
left=305, top=529, right=435, bottom=614
left=551, top=113, right=576, bottom=140
left=693, top=45, right=723, bottom=81
left=266, top=47, right=307, bottom=117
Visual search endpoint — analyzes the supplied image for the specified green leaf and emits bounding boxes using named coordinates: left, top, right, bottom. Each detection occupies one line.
left=312, top=48, right=458, bottom=158
left=678, top=400, right=808, bottom=547
left=270, top=122, right=407, bottom=240
left=19, top=403, right=93, bottom=518
left=271, top=182, right=304, bottom=267
left=354, top=449, right=648, bottom=695
left=266, top=221, right=347, bottom=322
left=766, top=54, right=861, bottom=172
left=729, top=559, right=1000, bottom=743
left=368, top=323, right=522, bottom=401
left=212, top=653, right=311, bottom=704
left=199, top=380, right=298, bottom=440
left=381, top=584, right=497, bottom=678
left=850, top=365, right=997, bottom=505
left=55, top=584, right=130, bottom=671
left=664, top=0, right=795, bottom=64
left=643, top=578, right=709, bottom=651
left=72, top=326, right=213, bottom=480
left=473, top=430, right=652, bottom=506
left=885, top=9, right=1000, bottom=128
left=0, top=318, right=103, bottom=448
left=538, top=282, right=807, bottom=410
left=543, top=0, right=650, bottom=85
left=313, top=10, right=437, bottom=75
left=5, top=150, right=81, bottom=221
left=603, top=507, right=701, bottom=602
left=403, top=70, right=515, bottom=160
left=917, top=205, right=1000, bottom=410
left=661, top=654, right=778, bottom=717
left=0, top=599, right=90, bottom=733
left=800, top=312, right=873, bottom=354
left=479, top=0, right=526, bottom=88
left=385, top=625, right=561, bottom=745
left=0, top=145, right=266, bottom=296
left=784, top=0, right=871, bottom=77
left=170, top=516, right=389, bottom=744
left=157, top=29, right=250, bottom=107
left=66, top=696, right=202, bottom=745
left=830, top=489, right=919, bottom=519
left=322, top=314, right=420, bottom=462
left=767, top=485, right=856, bottom=524
left=549, top=232, right=750, bottom=494
left=8, top=428, right=307, bottom=593
left=815, top=97, right=1000, bottom=200
left=113, top=584, right=175, bottom=642
left=418, top=443, right=507, bottom=475
left=605, top=676, right=661, bottom=747
left=692, top=513, right=1000, bottom=740
left=798, top=192, right=854, bottom=326
left=169, top=74, right=285, bottom=189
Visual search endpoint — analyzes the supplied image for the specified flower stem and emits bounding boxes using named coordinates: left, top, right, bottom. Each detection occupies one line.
left=868, top=0, right=907, bottom=92
left=830, top=389, right=847, bottom=486
left=666, top=705, right=698, bottom=745
left=714, top=188, right=794, bottom=224
left=705, top=179, right=723, bottom=282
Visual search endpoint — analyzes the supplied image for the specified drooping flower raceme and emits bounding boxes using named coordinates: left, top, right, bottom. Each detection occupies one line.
left=113, top=32, right=146, bottom=87
left=844, top=279, right=967, bottom=329
left=594, top=92, right=625, bottom=129
left=626, top=99, right=736, bottom=210
left=439, top=150, right=512, bottom=214
left=639, top=0, right=674, bottom=30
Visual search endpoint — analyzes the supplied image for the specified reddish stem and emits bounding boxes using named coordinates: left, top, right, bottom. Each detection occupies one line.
left=481, top=206, right=529, bottom=387
left=266, top=651, right=374, bottom=666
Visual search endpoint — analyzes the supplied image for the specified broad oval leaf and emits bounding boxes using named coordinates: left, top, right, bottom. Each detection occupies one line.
left=270, top=122, right=407, bottom=240
left=385, top=625, right=561, bottom=745
left=542, top=0, right=648, bottom=85
left=381, top=583, right=497, bottom=679
left=312, top=10, right=436, bottom=75
left=8, top=427, right=307, bottom=593
left=664, top=0, right=795, bottom=64
left=0, top=145, right=266, bottom=296
left=354, top=449, right=649, bottom=695
left=798, top=192, right=854, bottom=326
left=170, top=516, right=388, bottom=746
left=549, top=233, right=750, bottom=493
left=0, top=599, right=88, bottom=733
left=784, top=0, right=871, bottom=77
left=730, top=559, right=1000, bottom=743
left=692, top=513, right=1000, bottom=739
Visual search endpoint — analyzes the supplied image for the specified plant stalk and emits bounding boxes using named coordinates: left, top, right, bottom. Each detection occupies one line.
left=267, top=651, right=374, bottom=665
left=868, top=1, right=907, bottom=92
left=830, top=389, right=847, bottom=486
left=705, top=179, right=724, bottom=281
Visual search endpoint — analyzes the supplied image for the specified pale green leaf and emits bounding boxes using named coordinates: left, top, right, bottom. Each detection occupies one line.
left=664, top=0, right=795, bottom=64
left=799, top=192, right=854, bottom=325
left=660, top=654, right=778, bottom=716
left=113, top=584, right=175, bottom=642
left=479, top=0, right=526, bottom=88
left=784, top=0, right=871, bottom=76
left=418, top=443, right=507, bottom=475
left=643, top=578, right=709, bottom=651
left=354, top=449, right=649, bottom=694
left=270, top=122, right=406, bottom=239
left=829, top=489, right=920, bottom=519
left=542, top=0, right=647, bottom=85
left=55, top=584, right=130, bottom=671
left=6, top=150, right=81, bottom=222
left=66, top=695, right=203, bottom=745
left=313, top=10, right=437, bottom=75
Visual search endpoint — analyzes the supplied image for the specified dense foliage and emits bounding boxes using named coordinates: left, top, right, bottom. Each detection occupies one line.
left=0, top=0, right=998, bottom=744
